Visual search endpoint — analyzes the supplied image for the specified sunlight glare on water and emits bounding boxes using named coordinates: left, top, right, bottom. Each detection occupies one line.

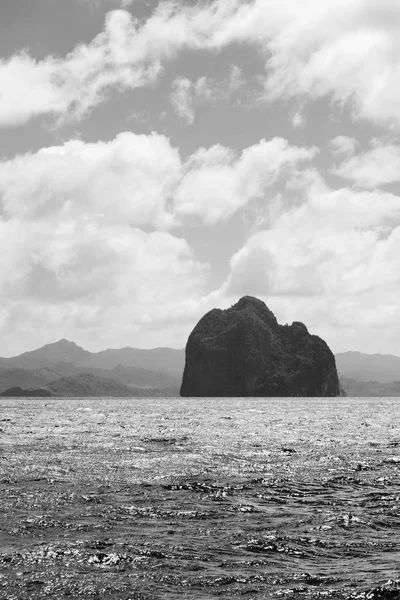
left=1, top=396, right=400, bottom=599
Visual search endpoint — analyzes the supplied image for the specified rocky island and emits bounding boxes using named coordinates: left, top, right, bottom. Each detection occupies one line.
left=181, top=296, right=341, bottom=397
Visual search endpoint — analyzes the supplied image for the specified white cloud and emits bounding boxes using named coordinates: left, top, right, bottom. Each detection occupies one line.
left=0, top=10, right=162, bottom=127
left=333, top=139, right=400, bottom=188
left=222, top=0, right=400, bottom=127
left=174, top=138, right=318, bottom=224
left=214, top=169, right=400, bottom=353
left=0, top=132, right=180, bottom=229
left=0, top=132, right=319, bottom=352
left=81, top=0, right=135, bottom=9
left=170, top=66, right=245, bottom=124
left=0, top=53, right=67, bottom=127
left=0, top=132, right=314, bottom=228
left=169, top=0, right=400, bottom=128
left=5, top=1, right=400, bottom=128
left=225, top=177, right=400, bottom=296
left=170, top=77, right=195, bottom=124
left=0, top=221, right=207, bottom=354
left=0, top=3, right=243, bottom=127
left=292, top=110, right=305, bottom=129
left=330, top=136, right=358, bottom=159
left=0, top=141, right=207, bottom=352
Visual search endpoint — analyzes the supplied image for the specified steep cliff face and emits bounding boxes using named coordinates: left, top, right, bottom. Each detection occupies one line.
left=180, top=296, right=341, bottom=397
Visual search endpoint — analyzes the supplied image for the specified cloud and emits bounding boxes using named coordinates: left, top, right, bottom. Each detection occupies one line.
left=4, top=1, right=400, bottom=128
left=0, top=2, right=242, bottom=128
left=0, top=132, right=180, bottom=229
left=0, top=132, right=318, bottom=352
left=235, top=0, right=400, bottom=127
left=333, top=138, right=400, bottom=188
left=291, top=110, right=305, bottom=129
left=0, top=135, right=207, bottom=353
left=0, top=10, right=162, bottom=127
left=170, top=66, right=245, bottom=124
left=80, top=0, right=135, bottom=9
left=330, top=135, right=358, bottom=159
left=170, top=77, right=195, bottom=124
left=214, top=168, right=400, bottom=352
left=174, top=138, right=318, bottom=224
left=0, top=132, right=314, bottom=228
left=0, top=220, right=208, bottom=354
left=225, top=176, right=400, bottom=297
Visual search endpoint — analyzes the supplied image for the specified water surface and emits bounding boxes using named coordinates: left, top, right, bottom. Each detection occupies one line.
left=1, top=397, right=400, bottom=599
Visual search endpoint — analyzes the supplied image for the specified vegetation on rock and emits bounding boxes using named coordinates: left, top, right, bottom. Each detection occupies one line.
left=181, top=296, right=341, bottom=397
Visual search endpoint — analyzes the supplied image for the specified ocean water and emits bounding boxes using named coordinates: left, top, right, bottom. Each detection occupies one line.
left=1, top=396, right=400, bottom=599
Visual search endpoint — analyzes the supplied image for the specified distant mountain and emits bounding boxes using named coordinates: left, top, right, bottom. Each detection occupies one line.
left=0, top=339, right=184, bottom=397
left=86, top=347, right=184, bottom=376
left=0, top=367, right=58, bottom=393
left=340, top=377, right=400, bottom=397
left=51, top=362, right=179, bottom=389
left=0, top=386, right=53, bottom=397
left=335, top=351, right=400, bottom=384
left=45, top=373, right=178, bottom=397
left=7, top=341, right=400, bottom=398
left=4, top=339, right=92, bottom=370
left=2, top=339, right=185, bottom=378
left=46, top=373, right=135, bottom=397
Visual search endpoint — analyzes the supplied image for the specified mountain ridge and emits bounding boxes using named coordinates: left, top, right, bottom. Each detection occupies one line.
left=1, top=339, right=400, bottom=397
left=335, top=351, right=400, bottom=384
left=1, top=339, right=185, bottom=376
left=0, top=339, right=184, bottom=396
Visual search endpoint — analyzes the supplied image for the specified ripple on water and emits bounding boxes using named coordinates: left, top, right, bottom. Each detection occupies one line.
left=1, top=396, right=400, bottom=599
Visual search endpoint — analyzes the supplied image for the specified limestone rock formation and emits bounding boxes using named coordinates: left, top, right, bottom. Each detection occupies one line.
left=180, top=296, right=341, bottom=397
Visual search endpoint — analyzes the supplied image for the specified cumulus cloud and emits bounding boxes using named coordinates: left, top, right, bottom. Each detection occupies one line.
left=0, top=132, right=180, bottom=229
left=225, top=176, right=400, bottom=297
left=214, top=168, right=400, bottom=352
left=0, top=132, right=314, bottom=228
left=0, top=132, right=317, bottom=352
left=0, top=142, right=205, bottom=352
left=0, top=221, right=207, bottom=354
left=0, top=2, right=243, bottom=127
left=174, top=138, right=318, bottom=224
left=333, top=138, right=400, bottom=188
left=4, top=1, right=400, bottom=128
left=205, top=0, right=400, bottom=127
left=0, top=10, right=162, bottom=126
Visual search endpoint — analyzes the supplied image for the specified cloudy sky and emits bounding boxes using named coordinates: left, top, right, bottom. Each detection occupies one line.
left=1, top=0, right=400, bottom=356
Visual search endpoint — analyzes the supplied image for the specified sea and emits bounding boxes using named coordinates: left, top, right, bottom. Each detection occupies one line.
left=0, top=396, right=400, bottom=599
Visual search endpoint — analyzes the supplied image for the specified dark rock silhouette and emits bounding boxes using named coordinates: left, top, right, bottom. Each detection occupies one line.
left=180, top=296, right=341, bottom=397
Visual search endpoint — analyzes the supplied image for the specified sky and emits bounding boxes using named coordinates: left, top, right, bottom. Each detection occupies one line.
left=1, top=0, right=400, bottom=356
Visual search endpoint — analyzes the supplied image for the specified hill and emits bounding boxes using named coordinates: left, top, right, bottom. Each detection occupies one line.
left=0, top=367, right=58, bottom=393
left=0, top=340, right=184, bottom=396
left=3, top=340, right=185, bottom=377
left=336, top=351, right=400, bottom=384
left=47, top=373, right=133, bottom=397
left=340, top=377, right=400, bottom=397
left=0, top=387, right=53, bottom=397
left=4, top=341, right=400, bottom=398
